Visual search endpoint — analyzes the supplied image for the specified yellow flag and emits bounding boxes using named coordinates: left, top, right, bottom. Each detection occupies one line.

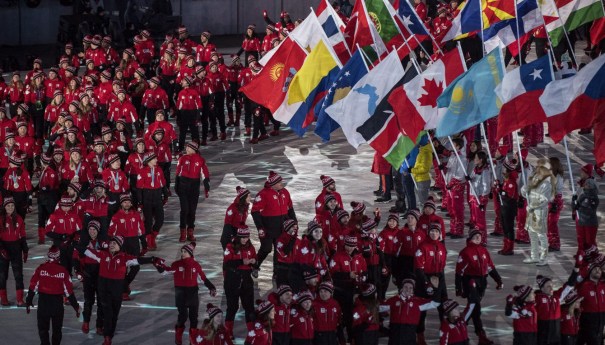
left=287, top=40, right=338, bottom=105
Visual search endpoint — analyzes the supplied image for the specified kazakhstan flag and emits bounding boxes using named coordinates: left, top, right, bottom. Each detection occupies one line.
left=435, top=49, right=504, bottom=137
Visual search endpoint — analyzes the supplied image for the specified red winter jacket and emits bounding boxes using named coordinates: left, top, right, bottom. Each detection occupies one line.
left=455, top=242, right=496, bottom=277
left=383, top=294, right=433, bottom=325
left=137, top=166, right=166, bottom=190
left=109, top=209, right=144, bottom=238
left=28, top=261, right=75, bottom=295
left=415, top=238, right=447, bottom=275
left=439, top=318, right=469, bottom=345
left=290, top=305, right=314, bottom=340
left=251, top=185, right=294, bottom=218
left=268, top=292, right=291, bottom=333
left=313, top=297, right=341, bottom=331
left=84, top=249, right=138, bottom=280
left=176, top=153, right=209, bottom=180
left=577, top=279, right=605, bottom=313
left=164, top=257, right=210, bottom=288
left=397, top=225, right=426, bottom=257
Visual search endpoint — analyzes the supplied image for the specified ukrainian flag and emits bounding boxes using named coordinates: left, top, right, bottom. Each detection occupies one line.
left=286, top=40, right=341, bottom=136
left=435, top=48, right=504, bottom=137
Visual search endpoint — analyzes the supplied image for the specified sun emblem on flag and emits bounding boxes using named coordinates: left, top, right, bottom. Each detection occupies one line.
left=270, top=63, right=285, bottom=82
left=368, top=12, right=381, bottom=33
left=450, top=86, right=473, bottom=115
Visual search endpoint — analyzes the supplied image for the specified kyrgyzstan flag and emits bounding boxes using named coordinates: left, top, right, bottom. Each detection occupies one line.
left=494, top=54, right=553, bottom=140
left=240, top=37, right=307, bottom=113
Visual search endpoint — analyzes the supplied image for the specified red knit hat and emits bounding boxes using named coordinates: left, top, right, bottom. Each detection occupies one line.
left=319, top=281, right=334, bottom=294
left=361, top=284, right=377, bottom=297
left=267, top=171, right=283, bottom=186
left=237, top=226, right=250, bottom=238
left=350, top=201, right=366, bottom=215
left=344, top=235, right=357, bottom=247
left=443, top=299, right=459, bottom=315
left=236, top=186, right=250, bottom=199
left=182, top=242, right=196, bottom=256
left=514, top=285, right=532, bottom=302
left=320, top=174, right=335, bottom=188
left=206, top=303, right=222, bottom=319
left=255, top=299, right=274, bottom=316
left=48, top=246, right=61, bottom=260
left=536, top=275, right=551, bottom=290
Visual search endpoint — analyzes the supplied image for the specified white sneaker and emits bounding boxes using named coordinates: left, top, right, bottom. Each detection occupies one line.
left=536, top=259, right=548, bottom=266
left=523, top=258, right=538, bottom=264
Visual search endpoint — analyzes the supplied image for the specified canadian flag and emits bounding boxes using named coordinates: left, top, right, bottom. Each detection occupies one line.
left=388, top=47, right=465, bottom=141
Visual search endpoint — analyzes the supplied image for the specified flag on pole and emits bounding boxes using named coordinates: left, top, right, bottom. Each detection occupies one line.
left=443, top=0, right=515, bottom=41
left=540, top=0, right=605, bottom=47
left=590, top=17, right=605, bottom=47
left=483, top=0, right=542, bottom=54
left=364, top=0, right=402, bottom=48
left=325, top=50, right=404, bottom=148
left=344, top=0, right=387, bottom=57
left=315, top=50, right=370, bottom=141
left=436, top=48, right=505, bottom=137
left=389, top=47, right=466, bottom=141
left=540, top=53, right=605, bottom=143
left=240, top=37, right=307, bottom=113
left=397, top=0, right=431, bottom=38
left=495, top=55, right=553, bottom=140
left=284, top=40, right=341, bottom=136
left=357, top=66, right=421, bottom=168
left=316, top=0, right=351, bottom=63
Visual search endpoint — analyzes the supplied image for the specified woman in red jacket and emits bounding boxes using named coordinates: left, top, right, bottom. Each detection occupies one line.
left=154, top=242, right=217, bottom=345
left=223, top=226, right=257, bottom=337
left=245, top=300, right=275, bottom=345
left=0, top=197, right=28, bottom=306
left=395, top=209, right=425, bottom=288
left=352, top=284, right=380, bottom=345
left=194, top=304, right=234, bottom=345
left=291, top=291, right=315, bottom=345
left=505, top=285, right=537, bottom=345
left=560, top=290, right=581, bottom=345
left=25, top=71, right=47, bottom=140
left=440, top=299, right=471, bottom=345
left=221, top=186, right=251, bottom=250
left=312, top=281, right=341, bottom=345
left=237, top=25, right=261, bottom=67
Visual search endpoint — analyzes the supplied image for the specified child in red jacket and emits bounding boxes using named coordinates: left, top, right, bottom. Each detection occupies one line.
left=440, top=299, right=471, bottom=345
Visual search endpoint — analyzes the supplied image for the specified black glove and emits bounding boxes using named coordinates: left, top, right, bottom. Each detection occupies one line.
left=572, top=195, right=578, bottom=202
left=549, top=202, right=558, bottom=213
left=438, top=163, right=447, bottom=171
left=479, top=205, right=485, bottom=212
left=464, top=175, right=471, bottom=181
left=203, top=178, right=210, bottom=193
left=488, top=192, right=493, bottom=200
left=517, top=197, right=525, bottom=209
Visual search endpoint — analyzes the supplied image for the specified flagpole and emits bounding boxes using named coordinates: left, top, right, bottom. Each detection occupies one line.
left=383, top=0, right=437, bottom=59
left=478, top=0, right=486, bottom=57
left=541, top=0, right=578, bottom=67
left=428, top=133, right=455, bottom=201
left=404, top=158, right=419, bottom=190
left=562, top=136, right=577, bottom=196
left=357, top=43, right=376, bottom=68
left=403, top=0, right=445, bottom=56
left=513, top=0, right=523, bottom=66
left=514, top=131, right=527, bottom=185
left=448, top=135, right=478, bottom=198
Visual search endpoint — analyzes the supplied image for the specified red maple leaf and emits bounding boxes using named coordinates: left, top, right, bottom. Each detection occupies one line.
left=417, top=78, right=443, bottom=108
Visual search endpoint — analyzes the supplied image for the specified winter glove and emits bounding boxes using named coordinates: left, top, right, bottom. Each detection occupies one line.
left=26, top=206, right=33, bottom=214
left=496, top=280, right=504, bottom=290
left=517, top=197, right=525, bottom=209
left=549, top=202, right=558, bottom=213
left=258, top=228, right=266, bottom=240
left=22, top=251, right=28, bottom=263
left=506, top=294, right=514, bottom=304
left=574, top=253, right=584, bottom=268
left=438, top=163, right=447, bottom=171
left=203, top=178, right=210, bottom=198
left=137, top=205, right=143, bottom=213
left=489, top=192, right=493, bottom=200
left=381, top=266, right=389, bottom=276
left=479, top=205, right=485, bottom=212
left=374, top=208, right=381, bottom=219
left=0, top=249, right=8, bottom=260
left=75, top=271, right=84, bottom=282
left=362, top=246, right=371, bottom=258
left=464, top=175, right=471, bottom=181
left=572, top=211, right=577, bottom=221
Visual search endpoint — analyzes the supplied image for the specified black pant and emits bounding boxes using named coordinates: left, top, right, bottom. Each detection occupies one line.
left=220, top=224, right=236, bottom=251
left=537, top=319, right=561, bottom=345
left=560, top=334, right=576, bottom=345
left=389, top=323, right=417, bottom=345
left=201, top=95, right=211, bottom=140
left=380, top=255, right=395, bottom=300
left=0, top=242, right=24, bottom=290
left=83, top=264, right=104, bottom=327
left=514, top=332, right=538, bottom=345
left=274, top=331, right=292, bottom=345
left=334, top=282, right=354, bottom=342
left=159, top=162, right=171, bottom=189
left=98, top=277, right=124, bottom=337
left=210, top=92, right=226, bottom=136
left=354, top=329, right=378, bottom=345
left=226, top=82, right=240, bottom=116
left=242, top=94, right=252, bottom=128
left=314, top=331, right=338, bottom=345
left=463, top=276, right=487, bottom=335
left=224, top=270, right=255, bottom=323
left=142, top=189, right=164, bottom=234
left=37, top=293, right=64, bottom=345
left=252, top=112, right=267, bottom=139
left=175, top=286, right=199, bottom=328
left=177, top=109, right=200, bottom=151
left=177, top=177, right=200, bottom=228
left=577, top=312, right=605, bottom=345
left=32, top=107, right=44, bottom=139
left=501, top=196, right=517, bottom=240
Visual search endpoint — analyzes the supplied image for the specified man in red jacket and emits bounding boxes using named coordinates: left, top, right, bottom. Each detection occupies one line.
left=176, top=76, right=201, bottom=153
left=455, top=229, right=503, bottom=345
left=136, top=152, right=168, bottom=250
left=174, top=141, right=210, bottom=242
left=575, top=262, right=605, bottom=344
left=267, top=284, right=293, bottom=345
left=251, top=171, right=297, bottom=276
left=312, top=281, right=341, bottom=345
left=108, top=194, right=147, bottom=301
left=314, top=174, right=343, bottom=216
left=25, top=246, right=80, bottom=345
left=140, top=77, right=169, bottom=125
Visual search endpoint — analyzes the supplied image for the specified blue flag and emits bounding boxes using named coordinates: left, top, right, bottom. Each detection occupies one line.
left=314, top=50, right=369, bottom=141
left=436, top=49, right=505, bottom=137
left=398, top=0, right=430, bottom=36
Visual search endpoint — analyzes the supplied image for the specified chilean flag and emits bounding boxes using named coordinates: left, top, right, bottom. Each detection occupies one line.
left=495, top=55, right=553, bottom=141
left=539, top=53, right=605, bottom=145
